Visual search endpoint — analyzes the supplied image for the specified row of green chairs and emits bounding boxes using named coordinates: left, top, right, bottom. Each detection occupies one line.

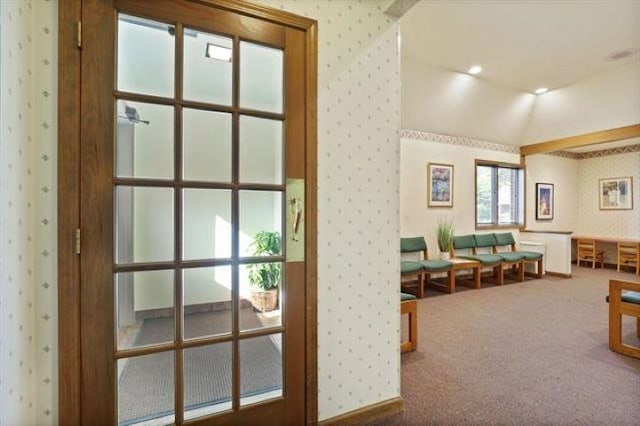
left=451, top=232, right=543, bottom=285
left=401, top=233, right=543, bottom=298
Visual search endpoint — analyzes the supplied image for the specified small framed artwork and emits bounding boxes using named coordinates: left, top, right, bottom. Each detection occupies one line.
left=535, top=183, right=554, bottom=220
left=599, top=177, right=633, bottom=210
left=427, top=163, right=454, bottom=207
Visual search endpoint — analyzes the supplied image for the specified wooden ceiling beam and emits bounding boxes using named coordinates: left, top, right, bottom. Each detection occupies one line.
left=520, top=123, right=640, bottom=156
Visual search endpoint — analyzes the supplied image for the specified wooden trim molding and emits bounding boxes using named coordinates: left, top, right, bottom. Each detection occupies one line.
left=520, top=124, right=640, bottom=156
left=57, top=0, right=82, bottom=424
left=195, top=0, right=316, bottom=29
left=305, top=18, right=319, bottom=426
left=318, top=397, right=404, bottom=426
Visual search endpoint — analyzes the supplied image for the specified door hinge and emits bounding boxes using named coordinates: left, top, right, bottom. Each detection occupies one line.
left=76, top=21, right=82, bottom=49
left=75, top=228, right=81, bottom=255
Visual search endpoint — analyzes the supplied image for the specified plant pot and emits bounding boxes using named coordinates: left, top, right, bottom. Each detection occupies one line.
left=439, top=252, right=451, bottom=260
left=250, top=288, right=279, bottom=312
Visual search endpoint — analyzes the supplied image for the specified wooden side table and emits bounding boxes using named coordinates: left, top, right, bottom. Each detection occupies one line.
left=449, top=258, right=481, bottom=290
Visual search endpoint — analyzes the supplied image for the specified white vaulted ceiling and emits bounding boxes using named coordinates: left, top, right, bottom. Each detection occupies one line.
left=399, top=0, right=640, bottom=147
left=401, top=0, right=640, bottom=93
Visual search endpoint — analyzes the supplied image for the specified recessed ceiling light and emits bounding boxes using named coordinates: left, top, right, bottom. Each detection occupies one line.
left=535, top=87, right=548, bottom=95
left=468, top=65, right=482, bottom=75
left=205, top=43, right=232, bottom=62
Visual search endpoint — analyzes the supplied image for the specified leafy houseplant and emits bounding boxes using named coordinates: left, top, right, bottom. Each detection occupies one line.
left=247, top=231, right=282, bottom=311
left=436, top=218, right=454, bottom=260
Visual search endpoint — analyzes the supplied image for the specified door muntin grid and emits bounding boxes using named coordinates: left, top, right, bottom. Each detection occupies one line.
left=114, top=13, right=286, bottom=424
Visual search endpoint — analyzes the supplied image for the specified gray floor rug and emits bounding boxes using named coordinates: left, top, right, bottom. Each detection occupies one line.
left=118, top=309, right=281, bottom=425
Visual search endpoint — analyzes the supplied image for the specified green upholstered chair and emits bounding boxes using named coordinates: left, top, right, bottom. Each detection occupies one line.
left=477, top=233, right=524, bottom=282
left=401, top=292, right=418, bottom=353
left=494, top=232, right=543, bottom=279
left=401, top=237, right=453, bottom=297
left=452, top=234, right=504, bottom=286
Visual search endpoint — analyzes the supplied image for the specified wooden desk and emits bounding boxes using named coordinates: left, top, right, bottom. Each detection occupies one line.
left=571, top=235, right=640, bottom=244
left=426, top=258, right=481, bottom=293
left=571, top=235, right=640, bottom=273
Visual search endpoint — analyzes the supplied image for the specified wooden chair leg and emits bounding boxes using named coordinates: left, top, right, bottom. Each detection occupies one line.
left=401, top=300, right=418, bottom=353
left=496, top=264, right=504, bottom=286
left=536, top=259, right=543, bottom=278
left=518, top=261, right=525, bottom=282
left=609, top=293, right=622, bottom=352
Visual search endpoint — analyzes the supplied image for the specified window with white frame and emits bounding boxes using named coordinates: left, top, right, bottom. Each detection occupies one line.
left=475, top=161, right=524, bottom=228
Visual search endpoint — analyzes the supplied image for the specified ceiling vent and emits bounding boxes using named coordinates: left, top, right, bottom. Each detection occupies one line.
left=605, top=48, right=640, bottom=61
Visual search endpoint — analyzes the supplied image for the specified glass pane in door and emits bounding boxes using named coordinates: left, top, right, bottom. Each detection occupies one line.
left=183, top=109, right=232, bottom=182
left=115, top=186, right=174, bottom=263
left=238, top=190, right=283, bottom=257
left=183, top=30, right=233, bottom=105
left=116, top=270, right=175, bottom=350
left=239, top=115, right=283, bottom=185
left=184, top=343, right=233, bottom=420
left=239, top=263, right=282, bottom=331
left=182, top=189, right=232, bottom=260
left=183, top=266, right=232, bottom=339
left=118, top=351, right=175, bottom=426
left=239, top=41, right=283, bottom=113
left=117, top=14, right=175, bottom=98
left=239, top=334, right=283, bottom=406
left=116, top=100, right=174, bottom=179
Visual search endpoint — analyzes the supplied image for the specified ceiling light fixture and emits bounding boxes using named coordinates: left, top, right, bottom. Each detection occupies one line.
left=205, top=42, right=232, bottom=62
left=468, top=65, right=482, bottom=75
left=535, top=87, right=548, bottom=95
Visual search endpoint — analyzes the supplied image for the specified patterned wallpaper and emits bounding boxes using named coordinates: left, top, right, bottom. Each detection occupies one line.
left=0, top=1, right=58, bottom=425
left=551, top=144, right=640, bottom=160
left=576, top=152, right=640, bottom=240
left=256, top=0, right=402, bottom=420
left=400, top=128, right=521, bottom=154
left=2, top=0, right=400, bottom=424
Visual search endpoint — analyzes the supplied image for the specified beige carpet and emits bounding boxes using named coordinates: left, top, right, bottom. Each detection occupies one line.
left=374, top=267, right=640, bottom=425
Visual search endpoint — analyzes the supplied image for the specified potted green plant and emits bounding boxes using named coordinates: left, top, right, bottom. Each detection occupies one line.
left=436, top=218, right=454, bottom=260
left=247, top=231, right=282, bottom=312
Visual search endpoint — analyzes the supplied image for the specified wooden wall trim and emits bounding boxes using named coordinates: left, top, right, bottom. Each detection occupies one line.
left=57, top=0, right=82, bottom=425
left=194, top=0, right=316, bottom=29
left=317, top=397, right=404, bottom=426
left=305, top=19, right=319, bottom=426
left=520, top=124, right=640, bottom=156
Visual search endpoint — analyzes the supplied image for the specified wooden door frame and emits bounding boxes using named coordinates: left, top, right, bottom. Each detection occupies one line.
left=58, top=1, right=317, bottom=424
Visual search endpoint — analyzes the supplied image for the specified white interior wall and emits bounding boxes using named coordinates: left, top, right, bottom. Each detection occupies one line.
left=523, top=61, right=640, bottom=144
left=400, top=133, right=521, bottom=254
left=524, top=154, right=579, bottom=232
left=401, top=57, right=536, bottom=146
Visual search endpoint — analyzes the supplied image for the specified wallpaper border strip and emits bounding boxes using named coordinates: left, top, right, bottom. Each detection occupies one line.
left=401, top=129, right=640, bottom=159
left=552, top=144, right=640, bottom=159
left=400, top=129, right=520, bottom=154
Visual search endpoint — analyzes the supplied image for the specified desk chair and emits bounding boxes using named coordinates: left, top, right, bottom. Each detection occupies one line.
left=617, top=242, right=639, bottom=275
left=577, top=239, right=604, bottom=269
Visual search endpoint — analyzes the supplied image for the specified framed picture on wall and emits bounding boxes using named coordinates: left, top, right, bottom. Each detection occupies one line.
left=427, top=163, right=454, bottom=207
left=599, top=177, right=633, bottom=210
left=535, top=183, right=554, bottom=220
